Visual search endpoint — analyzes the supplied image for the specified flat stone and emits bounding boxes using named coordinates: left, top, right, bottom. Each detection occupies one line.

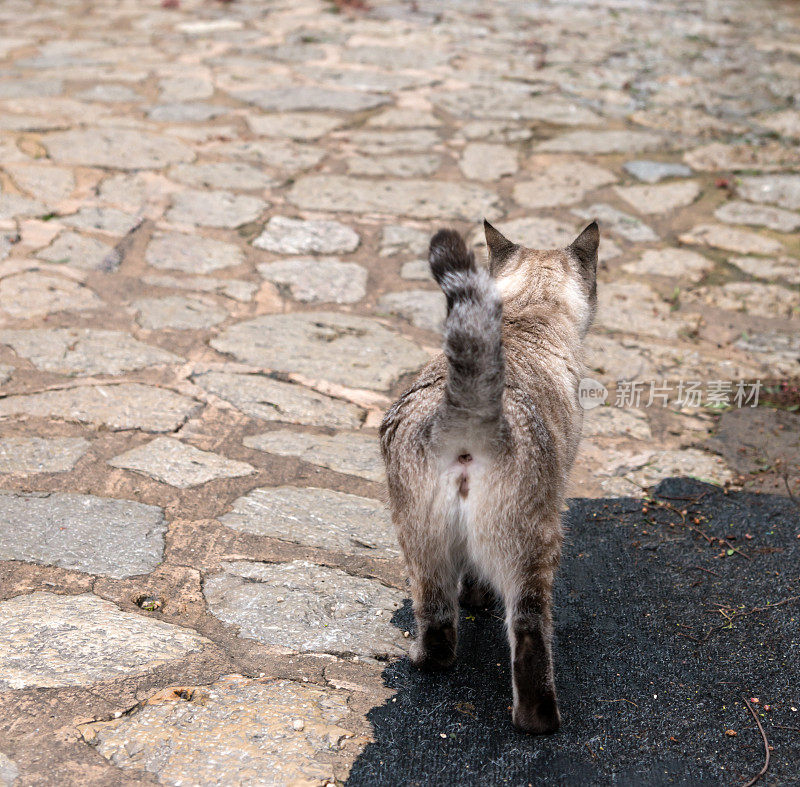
left=258, top=258, right=367, bottom=304
left=729, top=255, right=800, bottom=284
left=0, top=592, right=206, bottom=689
left=206, top=140, right=325, bottom=175
left=193, top=371, right=363, bottom=429
left=584, top=334, right=655, bottom=382
left=253, top=216, right=360, bottom=255
left=158, top=75, right=213, bottom=102
left=513, top=162, right=616, bottom=209
left=621, top=248, right=712, bottom=283
left=380, top=225, right=429, bottom=257
left=169, top=161, right=275, bottom=191
left=244, top=429, right=384, bottom=482
left=44, top=128, right=194, bottom=169
left=143, top=274, right=256, bottom=302
left=378, top=290, right=445, bottom=333
left=615, top=181, right=701, bottom=214
left=536, top=130, right=663, bottom=154
left=0, top=328, right=179, bottom=375
left=0, top=193, right=47, bottom=220
left=236, top=86, right=388, bottom=112
left=82, top=676, right=355, bottom=786
left=400, top=260, right=431, bottom=281
left=573, top=204, right=659, bottom=242
left=582, top=407, right=651, bottom=441
left=686, top=282, right=800, bottom=320
left=757, top=109, right=800, bottom=139
left=622, top=160, right=692, bottom=183
left=148, top=103, right=228, bottom=122
left=348, top=154, right=441, bottom=177
left=36, top=232, right=113, bottom=271
left=133, top=295, right=228, bottom=330
left=714, top=201, right=800, bottom=233
left=211, top=312, right=428, bottom=391
left=735, top=331, right=800, bottom=375
left=0, top=492, right=165, bottom=578
left=595, top=281, right=687, bottom=338
left=459, top=143, right=517, bottom=180
left=76, top=84, right=139, bottom=102
left=220, top=486, right=398, bottom=558
left=684, top=142, right=800, bottom=173
left=0, top=272, right=101, bottom=318
left=167, top=189, right=266, bottom=228
left=736, top=175, right=800, bottom=211
left=0, top=383, right=199, bottom=432
left=246, top=111, right=345, bottom=140
left=367, top=108, right=441, bottom=128
left=0, top=437, right=89, bottom=474
left=177, top=19, right=243, bottom=33
left=299, top=66, right=428, bottom=94
left=5, top=163, right=75, bottom=202
left=0, top=364, right=13, bottom=384
left=62, top=207, right=141, bottom=236
left=336, top=129, right=440, bottom=155
left=288, top=176, right=498, bottom=220
left=146, top=231, right=244, bottom=273
left=0, top=79, right=62, bottom=99
left=678, top=224, right=783, bottom=255
left=109, top=437, right=255, bottom=488
left=204, top=560, right=404, bottom=657
left=0, top=753, right=18, bottom=786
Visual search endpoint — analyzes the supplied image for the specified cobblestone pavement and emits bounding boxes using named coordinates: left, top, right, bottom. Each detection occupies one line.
left=0, top=0, right=799, bottom=784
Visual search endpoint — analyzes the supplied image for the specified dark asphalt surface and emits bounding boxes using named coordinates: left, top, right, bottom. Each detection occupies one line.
left=347, top=479, right=800, bottom=786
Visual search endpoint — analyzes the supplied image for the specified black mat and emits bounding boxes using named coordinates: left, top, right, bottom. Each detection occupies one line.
left=347, top=479, right=800, bottom=786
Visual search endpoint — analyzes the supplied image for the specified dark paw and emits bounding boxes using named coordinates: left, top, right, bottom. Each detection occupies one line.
left=459, top=578, right=494, bottom=610
left=512, top=692, right=561, bottom=735
left=409, top=625, right=456, bottom=670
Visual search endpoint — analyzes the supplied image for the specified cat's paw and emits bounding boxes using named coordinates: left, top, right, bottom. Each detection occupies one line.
left=409, top=625, right=456, bottom=670
left=512, top=692, right=561, bottom=735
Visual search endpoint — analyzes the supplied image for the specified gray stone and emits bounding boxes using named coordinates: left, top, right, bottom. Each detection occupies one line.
left=82, top=676, right=355, bottom=787
left=735, top=331, right=800, bottom=374
left=536, top=130, right=663, bottom=154
left=615, top=181, right=701, bottom=214
left=204, top=560, right=404, bottom=657
left=158, top=75, right=213, bottom=102
left=253, top=216, right=360, bottom=255
left=0, top=79, right=62, bottom=99
left=142, top=274, right=256, bottom=302
left=146, top=231, right=244, bottom=274
left=0, top=492, right=165, bottom=578
left=0, top=383, right=199, bottom=432
left=513, top=162, right=616, bottom=209
left=582, top=407, right=651, bottom=441
left=368, top=108, right=441, bottom=128
left=0, top=272, right=101, bottom=318
left=193, top=371, right=363, bottom=429
left=684, top=143, right=800, bottom=173
left=621, top=248, right=712, bottom=283
left=0, top=328, right=180, bottom=375
left=0, top=592, right=207, bottom=689
left=109, top=437, right=255, bottom=488
left=246, top=111, right=345, bottom=140
left=737, top=175, right=800, bottom=211
left=62, top=207, right=141, bottom=237
left=573, top=204, right=658, bottom=242
left=76, top=84, right=139, bottom=102
left=166, top=189, right=266, bottom=228
left=459, top=143, right=517, bottom=180
left=0, top=193, right=47, bottom=220
left=289, top=176, right=498, bottom=220
left=258, top=258, right=367, bottom=304
left=622, top=160, right=692, bottom=183
left=380, top=225, right=429, bottom=257
left=244, top=429, right=384, bottom=482
left=236, top=86, right=388, bottom=112
left=298, top=66, right=428, bottom=94
left=36, top=232, right=113, bottom=271
left=0, top=365, right=13, bottom=384
left=133, top=295, right=228, bottom=330
left=220, top=486, right=398, bottom=558
left=595, top=281, right=689, bottom=339
left=678, top=224, right=783, bottom=255
left=400, top=260, right=431, bottom=281
left=729, top=255, right=800, bottom=284
left=0, top=753, right=17, bottom=786
left=169, top=161, right=275, bottom=191
left=348, top=154, right=441, bottom=177
left=686, top=282, right=800, bottom=320
left=378, top=290, right=445, bottom=332
left=206, top=140, right=325, bottom=175
left=44, top=128, right=194, bottom=169
left=714, top=201, right=800, bottom=233
left=0, top=437, right=89, bottom=474
left=5, top=164, right=74, bottom=203
left=148, top=103, right=228, bottom=122
left=337, top=129, right=439, bottom=154
left=211, top=312, right=428, bottom=391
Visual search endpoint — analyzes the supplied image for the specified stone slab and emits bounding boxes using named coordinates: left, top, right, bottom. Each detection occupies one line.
left=253, top=216, right=360, bottom=255
left=133, top=295, right=228, bottom=330
left=146, top=231, right=244, bottom=273
left=258, top=258, right=367, bottom=304
left=0, top=437, right=89, bottom=474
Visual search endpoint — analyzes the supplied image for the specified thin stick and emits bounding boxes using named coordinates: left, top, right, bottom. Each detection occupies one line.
left=741, top=697, right=770, bottom=787
left=771, top=724, right=800, bottom=733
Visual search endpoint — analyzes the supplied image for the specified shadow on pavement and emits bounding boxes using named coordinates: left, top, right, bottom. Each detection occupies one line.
left=347, top=479, right=799, bottom=786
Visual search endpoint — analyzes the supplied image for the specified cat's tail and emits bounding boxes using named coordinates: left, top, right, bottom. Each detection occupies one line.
left=429, top=229, right=505, bottom=425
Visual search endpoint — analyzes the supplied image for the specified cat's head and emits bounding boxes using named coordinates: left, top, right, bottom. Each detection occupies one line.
left=483, top=220, right=599, bottom=337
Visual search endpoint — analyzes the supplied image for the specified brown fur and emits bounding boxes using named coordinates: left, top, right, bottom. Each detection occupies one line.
left=380, top=220, right=599, bottom=733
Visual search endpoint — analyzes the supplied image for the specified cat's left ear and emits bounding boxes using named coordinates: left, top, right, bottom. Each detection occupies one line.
left=568, top=222, right=599, bottom=291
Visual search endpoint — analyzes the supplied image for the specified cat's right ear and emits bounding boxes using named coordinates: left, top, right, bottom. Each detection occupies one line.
left=484, top=219, right=518, bottom=276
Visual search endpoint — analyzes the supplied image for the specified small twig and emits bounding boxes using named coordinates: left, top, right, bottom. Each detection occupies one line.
left=781, top=469, right=800, bottom=514
left=598, top=698, right=639, bottom=707
left=691, top=565, right=721, bottom=577
left=740, top=697, right=770, bottom=787
left=654, top=491, right=711, bottom=504
left=771, top=724, right=800, bottom=733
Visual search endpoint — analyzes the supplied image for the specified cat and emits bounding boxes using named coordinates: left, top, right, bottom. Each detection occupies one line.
left=379, top=219, right=599, bottom=733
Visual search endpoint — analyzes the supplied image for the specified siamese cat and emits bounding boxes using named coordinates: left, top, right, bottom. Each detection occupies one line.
left=380, top=220, right=599, bottom=733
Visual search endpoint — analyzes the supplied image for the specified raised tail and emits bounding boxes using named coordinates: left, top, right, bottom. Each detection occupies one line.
left=429, top=229, right=505, bottom=425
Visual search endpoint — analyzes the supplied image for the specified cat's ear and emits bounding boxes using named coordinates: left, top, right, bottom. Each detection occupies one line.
left=484, top=219, right=518, bottom=275
left=568, top=221, right=599, bottom=290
